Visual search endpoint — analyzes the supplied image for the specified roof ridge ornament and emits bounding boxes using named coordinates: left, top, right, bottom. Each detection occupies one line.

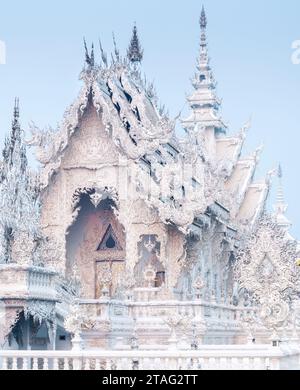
left=99, top=39, right=108, bottom=68
left=274, top=164, right=287, bottom=211
left=127, top=23, right=144, bottom=67
left=240, top=116, right=252, bottom=136
left=83, top=38, right=95, bottom=68
left=278, top=163, right=283, bottom=180
left=2, top=98, right=26, bottom=171
left=112, top=32, right=120, bottom=63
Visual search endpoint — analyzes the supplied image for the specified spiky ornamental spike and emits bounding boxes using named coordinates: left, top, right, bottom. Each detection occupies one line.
left=276, top=164, right=285, bottom=204
left=127, top=24, right=143, bottom=64
left=83, top=38, right=95, bottom=67
left=278, top=164, right=283, bottom=179
left=200, top=5, right=207, bottom=29
left=99, top=39, right=108, bottom=67
left=275, top=164, right=285, bottom=205
left=112, top=32, right=120, bottom=62
left=2, top=98, right=24, bottom=170
left=13, top=97, right=19, bottom=123
left=90, top=43, right=95, bottom=66
left=199, top=6, right=208, bottom=54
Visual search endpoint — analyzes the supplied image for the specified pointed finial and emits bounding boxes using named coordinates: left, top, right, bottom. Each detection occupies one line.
left=91, top=43, right=95, bottom=66
left=112, top=32, right=120, bottom=62
left=254, top=143, right=264, bottom=161
left=99, top=39, right=108, bottom=67
left=275, top=163, right=285, bottom=205
left=3, top=98, right=23, bottom=166
left=83, top=37, right=89, bottom=61
left=273, top=163, right=291, bottom=231
left=83, top=38, right=95, bottom=67
left=276, top=164, right=285, bottom=203
left=13, top=97, right=19, bottom=123
left=127, top=23, right=143, bottom=64
left=200, top=6, right=207, bottom=30
left=11, top=97, right=21, bottom=133
left=240, top=116, right=252, bottom=138
left=278, top=164, right=283, bottom=179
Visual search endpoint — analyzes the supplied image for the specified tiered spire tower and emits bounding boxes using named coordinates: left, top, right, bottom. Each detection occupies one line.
left=182, top=6, right=226, bottom=135
left=2, top=98, right=27, bottom=175
left=273, top=164, right=292, bottom=235
left=0, top=100, right=41, bottom=263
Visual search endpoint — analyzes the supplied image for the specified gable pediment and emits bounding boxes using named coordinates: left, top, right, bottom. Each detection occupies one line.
left=61, top=103, right=119, bottom=170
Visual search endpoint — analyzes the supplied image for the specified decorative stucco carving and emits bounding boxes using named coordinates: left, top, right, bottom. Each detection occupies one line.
left=235, top=215, right=300, bottom=330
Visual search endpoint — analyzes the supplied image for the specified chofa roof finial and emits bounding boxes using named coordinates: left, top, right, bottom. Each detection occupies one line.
left=99, top=39, right=108, bottom=67
left=112, top=32, right=120, bottom=62
left=83, top=37, right=95, bottom=67
left=278, top=163, right=283, bottom=179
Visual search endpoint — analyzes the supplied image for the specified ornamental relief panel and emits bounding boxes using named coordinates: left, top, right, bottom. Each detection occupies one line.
left=234, top=215, right=300, bottom=329
left=124, top=222, right=167, bottom=274
left=134, top=235, right=164, bottom=288
left=61, top=107, right=119, bottom=169
left=40, top=172, right=64, bottom=228
left=0, top=307, right=22, bottom=346
left=166, top=227, right=187, bottom=291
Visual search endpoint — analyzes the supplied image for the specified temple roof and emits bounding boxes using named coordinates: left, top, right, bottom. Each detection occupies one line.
left=22, top=11, right=288, bottom=236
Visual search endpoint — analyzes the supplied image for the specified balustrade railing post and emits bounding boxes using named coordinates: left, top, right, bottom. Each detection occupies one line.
left=72, top=355, right=82, bottom=370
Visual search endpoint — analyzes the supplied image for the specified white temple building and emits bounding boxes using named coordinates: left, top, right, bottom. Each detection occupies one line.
left=0, top=7, right=300, bottom=370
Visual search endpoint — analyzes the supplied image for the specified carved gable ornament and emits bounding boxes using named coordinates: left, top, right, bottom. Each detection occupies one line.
left=234, top=215, right=300, bottom=328
left=27, top=63, right=175, bottom=189
left=72, top=186, right=119, bottom=210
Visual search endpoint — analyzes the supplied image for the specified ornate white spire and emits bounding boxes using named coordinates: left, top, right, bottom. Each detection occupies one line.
left=273, top=164, right=292, bottom=234
left=127, top=23, right=143, bottom=67
left=0, top=100, right=41, bottom=264
left=182, top=6, right=226, bottom=134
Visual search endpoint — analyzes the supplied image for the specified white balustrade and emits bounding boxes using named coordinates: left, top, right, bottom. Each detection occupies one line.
left=0, top=345, right=299, bottom=370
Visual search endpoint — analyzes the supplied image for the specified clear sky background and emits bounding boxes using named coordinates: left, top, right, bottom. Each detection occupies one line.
left=0, top=0, right=299, bottom=237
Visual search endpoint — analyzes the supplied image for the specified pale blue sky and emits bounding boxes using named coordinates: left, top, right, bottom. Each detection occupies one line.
left=0, top=0, right=299, bottom=236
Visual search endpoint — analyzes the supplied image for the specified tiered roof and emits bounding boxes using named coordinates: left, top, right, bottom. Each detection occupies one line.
left=11, top=9, right=295, bottom=238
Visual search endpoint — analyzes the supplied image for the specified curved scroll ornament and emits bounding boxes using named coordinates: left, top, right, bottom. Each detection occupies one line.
left=38, top=236, right=65, bottom=273
left=72, top=186, right=119, bottom=211
left=131, top=154, right=210, bottom=234
left=0, top=305, right=22, bottom=347
left=24, top=300, right=56, bottom=324
left=193, top=275, right=205, bottom=299
left=64, top=303, right=96, bottom=335
left=234, top=215, right=300, bottom=332
left=99, top=263, right=113, bottom=297
left=11, top=232, right=35, bottom=266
